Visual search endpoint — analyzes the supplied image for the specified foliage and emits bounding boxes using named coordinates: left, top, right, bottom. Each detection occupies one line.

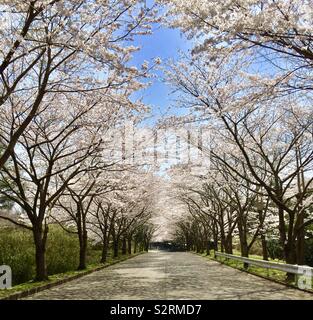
left=46, top=226, right=80, bottom=275
left=0, top=226, right=102, bottom=285
left=266, top=239, right=284, bottom=261
left=304, top=239, right=313, bottom=267
left=0, top=0, right=160, bottom=281
left=163, top=0, right=313, bottom=267
left=0, top=228, right=35, bottom=285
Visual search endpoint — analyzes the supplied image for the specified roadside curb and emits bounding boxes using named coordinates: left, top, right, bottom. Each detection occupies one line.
left=1, top=252, right=145, bottom=300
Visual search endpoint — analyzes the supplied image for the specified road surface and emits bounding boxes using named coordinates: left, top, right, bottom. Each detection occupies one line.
left=25, top=251, right=313, bottom=300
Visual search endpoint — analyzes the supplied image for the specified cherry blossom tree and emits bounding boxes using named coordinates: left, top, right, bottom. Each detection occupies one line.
left=54, top=170, right=117, bottom=269
left=0, top=0, right=158, bottom=168
left=0, top=93, right=109, bottom=279
left=165, top=52, right=313, bottom=275
left=88, top=169, right=157, bottom=260
left=0, top=77, right=153, bottom=279
left=0, top=0, right=160, bottom=281
left=164, top=0, right=313, bottom=97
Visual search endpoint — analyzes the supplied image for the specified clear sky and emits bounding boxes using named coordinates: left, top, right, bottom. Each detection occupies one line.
left=130, top=24, right=191, bottom=123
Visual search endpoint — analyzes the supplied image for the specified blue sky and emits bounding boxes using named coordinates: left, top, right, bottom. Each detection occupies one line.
left=130, top=25, right=191, bottom=123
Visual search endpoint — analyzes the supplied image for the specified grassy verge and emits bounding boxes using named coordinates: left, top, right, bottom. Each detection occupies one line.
left=196, top=251, right=313, bottom=293
left=0, top=251, right=144, bottom=300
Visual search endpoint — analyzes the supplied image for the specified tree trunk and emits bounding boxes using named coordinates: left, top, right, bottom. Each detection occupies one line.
left=285, top=241, right=297, bottom=282
left=33, top=226, right=48, bottom=281
left=185, top=232, right=191, bottom=251
left=76, top=204, right=88, bottom=270
left=144, top=238, right=149, bottom=251
left=296, top=148, right=305, bottom=266
left=101, top=238, right=109, bottom=264
left=240, top=239, right=249, bottom=257
left=113, top=238, right=119, bottom=258
left=127, top=237, right=132, bottom=255
left=261, top=235, right=268, bottom=261
left=276, top=206, right=296, bottom=281
left=206, top=241, right=210, bottom=256
left=241, top=245, right=249, bottom=269
left=225, top=234, right=233, bottom=254
left=220, top=228, right=226, bottom=253
left=238, top=216, right=248, bottom=257
left=134, top=241, right=138, bottom=253
left=122, top=237, right=127, bottom=255
left=296, top=215, right=305, bottom=265
left=239, top=227, right=249, bottom=269
left=199, top=239, right=204, bottom=253
left=78, top=231, right=87, bottom=270
left=213, top=224, right=219, bottom=251
left=100, top=224, right=109, bottom=264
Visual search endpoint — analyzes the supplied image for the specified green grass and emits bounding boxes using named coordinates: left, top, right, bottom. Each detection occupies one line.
left=0, top=251, right=144, bottom=299
left=231, top=249, right=284, bottom=263
left=197, top=251, right=313, bottom=292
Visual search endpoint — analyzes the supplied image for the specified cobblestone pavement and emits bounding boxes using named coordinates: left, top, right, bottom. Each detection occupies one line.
left=25, top=251, right=313, bottom=300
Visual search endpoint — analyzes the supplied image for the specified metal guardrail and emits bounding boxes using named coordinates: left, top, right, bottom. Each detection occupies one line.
left=214, top=251, right=313, bottom=277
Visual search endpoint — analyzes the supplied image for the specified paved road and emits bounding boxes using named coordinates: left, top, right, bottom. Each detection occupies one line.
left=25, top=251, right=313, bottom=300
